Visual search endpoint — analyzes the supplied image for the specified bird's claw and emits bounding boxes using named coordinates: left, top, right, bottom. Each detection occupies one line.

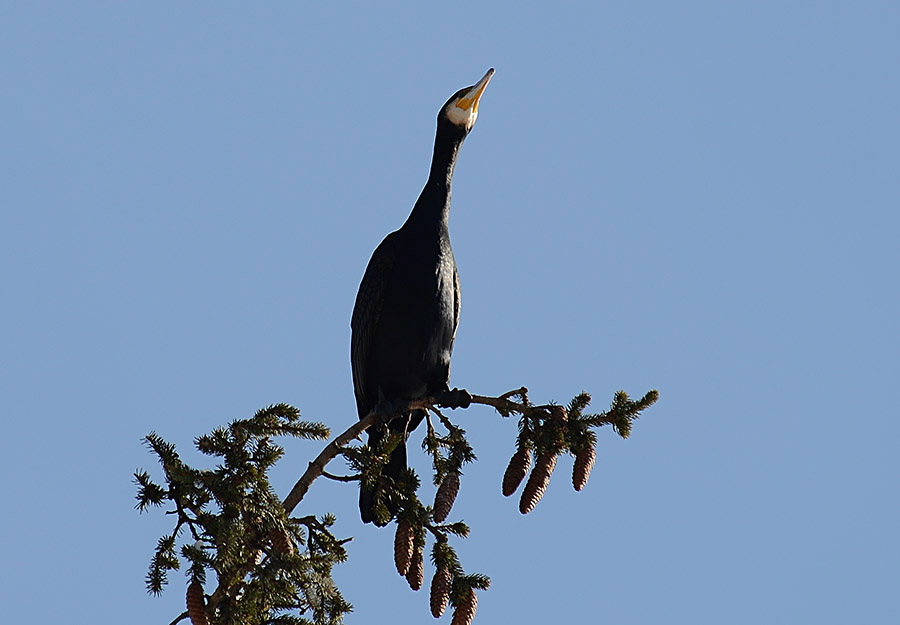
left=436, top=387, right=472, bottom=410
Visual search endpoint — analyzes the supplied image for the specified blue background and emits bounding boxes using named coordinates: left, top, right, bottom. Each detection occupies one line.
left=2, top=3, right=897, bottom=623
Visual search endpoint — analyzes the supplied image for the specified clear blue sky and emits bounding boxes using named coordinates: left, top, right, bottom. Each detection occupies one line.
left=2, top=3, right=898, bottom=623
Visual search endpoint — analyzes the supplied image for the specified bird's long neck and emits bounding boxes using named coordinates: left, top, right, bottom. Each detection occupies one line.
left=406, top=122, right=465, bottom=231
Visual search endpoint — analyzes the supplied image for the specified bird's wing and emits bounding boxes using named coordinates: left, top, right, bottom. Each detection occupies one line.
left=451, top=262, right=461, bottom=347
left=351, top=233, right=397, bottom=419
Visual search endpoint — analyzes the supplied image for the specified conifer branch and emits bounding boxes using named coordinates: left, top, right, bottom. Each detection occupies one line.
left=281, top=386, right=659, bottom=514
left=281, top=389, right=520, bottom=516
left=138, top=386, right=658, bottom=624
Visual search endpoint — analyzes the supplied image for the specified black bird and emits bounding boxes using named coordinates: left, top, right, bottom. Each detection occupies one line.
left=351, top=69, right=493, bottom=525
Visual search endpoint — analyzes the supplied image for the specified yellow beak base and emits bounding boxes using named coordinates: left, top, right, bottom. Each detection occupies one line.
left=456, top=68, right=495, bottom=113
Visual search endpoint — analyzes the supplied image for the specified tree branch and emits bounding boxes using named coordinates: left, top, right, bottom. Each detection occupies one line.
left=322, top=470, right=359, bottom=482
left=153, top=384, right=657, bottom=624
left=282, top=414, right=376, bottom=514
left=279, top=386, right=597, bottom=515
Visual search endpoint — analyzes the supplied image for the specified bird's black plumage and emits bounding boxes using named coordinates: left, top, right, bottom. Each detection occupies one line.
left=351, top=71, right=492, bottom=525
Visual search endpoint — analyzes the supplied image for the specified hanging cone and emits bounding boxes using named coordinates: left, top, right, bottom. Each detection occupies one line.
left=269, top=528, right=294, bottom=555
left=405, top=544, right=424, bottom=591
left=502, top=447, right=531, bottom=497
left=186, top=580, right=210, bottom=625
left=572, top=445, right=596, bottom=491
left=394, top=518, right=414, bottom=576
left=450, top=587, right=478, bottom=625
left=549, top=405, right=568, bottom=422
left=433, top=473, right=460, bottom=523
left=519, top=453, right=558, bottom=514
left=430, top=566, right=453, bottom=618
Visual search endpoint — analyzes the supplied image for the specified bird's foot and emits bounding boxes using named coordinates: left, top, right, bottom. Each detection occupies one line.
left=436, top=387, right=472, bottom=410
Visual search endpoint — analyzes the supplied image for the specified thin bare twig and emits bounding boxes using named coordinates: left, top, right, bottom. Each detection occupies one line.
left=167, top=611, right=189, bottom=625
left=499, top=387, right=529, bottom=402
left=322, top=470, right=359, bottom=482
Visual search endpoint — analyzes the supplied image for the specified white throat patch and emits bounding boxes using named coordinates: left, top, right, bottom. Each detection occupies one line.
left=446, top=103, right=477, bottom=130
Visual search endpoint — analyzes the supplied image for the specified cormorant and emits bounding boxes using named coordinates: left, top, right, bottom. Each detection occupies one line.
left=351, top=69, right=493, bottom=525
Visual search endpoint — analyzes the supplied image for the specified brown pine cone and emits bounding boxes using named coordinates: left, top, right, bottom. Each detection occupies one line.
left=502, top=447, right=531, bottom=497
left=572, top=445, right=596, bottom=491
left=519, top=453, right=558, bottom=514
left=405, top=544, right=424, bottom=591
left=186, top=580, right=209, bottom=625
left=394, top=518, right=414, bottom=576
left=430, top=566, right=452, bottom=618
left=269, top=528, right=295, bottom=555
left=451, top=587, right=478, bottom=625
left=550, top=405, right=568, bottom=422
left=433, top=473, right=460, bottom=523
left=252, top=548, right=264, bottom=565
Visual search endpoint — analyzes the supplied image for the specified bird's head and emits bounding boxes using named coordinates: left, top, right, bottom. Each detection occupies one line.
left=441, top=68, right=494, bottom=132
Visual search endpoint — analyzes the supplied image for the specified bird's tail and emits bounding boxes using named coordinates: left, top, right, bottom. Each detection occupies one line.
left=358, top=409, right=424, bottom=526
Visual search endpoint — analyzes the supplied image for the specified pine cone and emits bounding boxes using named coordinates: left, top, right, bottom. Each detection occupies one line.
left=186, top=580, right=209, bottom=625
left=430, top=566, right=452, bottom=618
left=451, top=587, right=478, bottom=625
left=394, top=518, right=414, bottom=576
left=405, top=544, right=424, bottom=591
left=572, top=445, right=596, bottom=491
left=269, top=528, right=294, bottom=555
left=519, top=453, right=558, bottom=514
left=433, top=473, right=460, bottom=523
left=502, top=447, right=531, bottom=497
left=253, top=548, right=264, bottom=565
left=550, top=405, right=568, bottom=422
